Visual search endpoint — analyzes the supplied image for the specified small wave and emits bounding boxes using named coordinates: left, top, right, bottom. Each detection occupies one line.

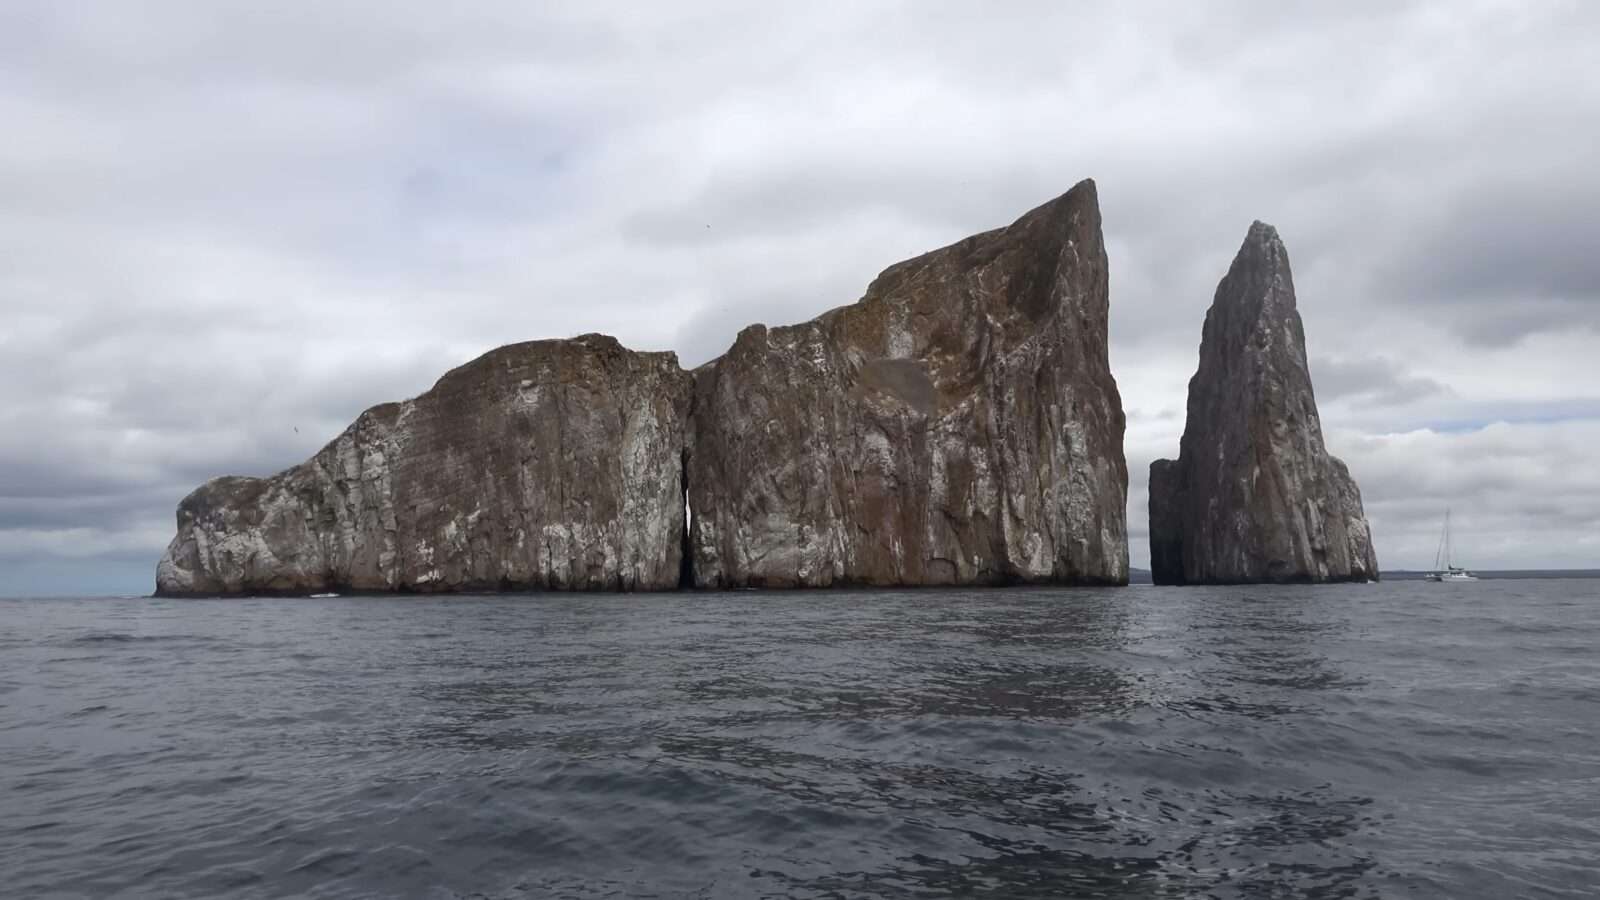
left=70, top=633, right=222, bottom=646
left=288, top=847, right=363, bottom=877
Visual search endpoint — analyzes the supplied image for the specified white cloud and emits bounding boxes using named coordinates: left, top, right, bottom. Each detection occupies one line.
left=1331, top=420, right=1600, bottom=570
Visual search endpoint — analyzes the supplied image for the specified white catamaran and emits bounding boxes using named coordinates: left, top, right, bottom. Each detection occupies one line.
left=1426, top=509, right=1478, bottom=582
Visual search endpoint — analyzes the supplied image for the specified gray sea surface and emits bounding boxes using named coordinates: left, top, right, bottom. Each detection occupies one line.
left=3, top=581, right=1598, bottom=898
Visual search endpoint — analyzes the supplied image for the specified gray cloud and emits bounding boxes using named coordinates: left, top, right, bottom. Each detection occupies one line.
left=1311, top=355, right=1451, bottom=408
left=1371, top=174, right=1600, bottom=345
left=3, top=1, right=1598, bottom=593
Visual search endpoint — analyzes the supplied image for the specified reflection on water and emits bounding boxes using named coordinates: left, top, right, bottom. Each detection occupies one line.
left=2, top=583, right=1599, bottom=898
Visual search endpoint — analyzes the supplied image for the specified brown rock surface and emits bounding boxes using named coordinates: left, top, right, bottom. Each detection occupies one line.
left=155, top=334, right=692, bottom=595
left=686, top=179, right=1129, bottom=587
left=1148, top=222, right=1378, bottom=585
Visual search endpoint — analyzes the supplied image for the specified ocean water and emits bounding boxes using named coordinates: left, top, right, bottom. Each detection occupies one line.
left=2, top=582, right=1597, bottom=899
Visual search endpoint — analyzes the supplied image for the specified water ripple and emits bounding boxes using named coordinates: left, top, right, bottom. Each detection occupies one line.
left=1, top=583, right=1598, bottom=898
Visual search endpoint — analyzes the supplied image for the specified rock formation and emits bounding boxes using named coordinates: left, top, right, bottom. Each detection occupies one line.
left=688, top=179, right=1128, bottom=587
left=156, top=179, right=1131, bottom=595
left=156, top=334, right=692, bottom=595
left=1148, top=222, right=1378, bottom=585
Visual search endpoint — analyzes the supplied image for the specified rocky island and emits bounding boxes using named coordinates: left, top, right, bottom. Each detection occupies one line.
left=1148, top=222, right=1379, bottom=585
left=156, top=179, right=1130, bottom=595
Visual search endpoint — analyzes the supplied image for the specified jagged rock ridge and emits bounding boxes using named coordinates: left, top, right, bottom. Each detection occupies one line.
left=1148, top=222, right=1378, bottom=585
left=156, top=180, right=1130, bottom=595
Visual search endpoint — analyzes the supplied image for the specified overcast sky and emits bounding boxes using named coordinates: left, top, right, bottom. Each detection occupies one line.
left=3, top=1, right=1597, bottom=595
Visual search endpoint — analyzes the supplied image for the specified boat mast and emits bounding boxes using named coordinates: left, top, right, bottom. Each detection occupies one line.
left=1433, top=509, right=1448, bottom=571
left=1443, top=508, right=1453, bottom=570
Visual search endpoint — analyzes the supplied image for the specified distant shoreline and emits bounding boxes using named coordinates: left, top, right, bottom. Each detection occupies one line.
left=1124, top=568, right=1600, bottom=585
left=6, top=570, right=1600, bottom=599
left=1126, top=569, right=1600, bottom=584
left=1376, top=569, right=1600, bottom=581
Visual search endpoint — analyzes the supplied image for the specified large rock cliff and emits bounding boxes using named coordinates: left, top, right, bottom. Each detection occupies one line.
left=156, top=334, right=692, bottom=595
left=1148, top=222, right=1378, bottom=585
left=687, top=179, right=1128, bottom=587
left=156, top=180, right=1131, bottom=595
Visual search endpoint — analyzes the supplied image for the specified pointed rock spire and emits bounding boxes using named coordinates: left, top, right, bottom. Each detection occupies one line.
left=1149, top=222, right=1378, bottom=585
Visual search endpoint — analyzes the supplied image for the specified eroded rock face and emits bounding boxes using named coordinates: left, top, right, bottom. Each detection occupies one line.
left=687, top=179, right=1129, bottom=587
left=155, top=334, right=692, bottom=595
left=1148, top=222, right=1378, bottom=585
